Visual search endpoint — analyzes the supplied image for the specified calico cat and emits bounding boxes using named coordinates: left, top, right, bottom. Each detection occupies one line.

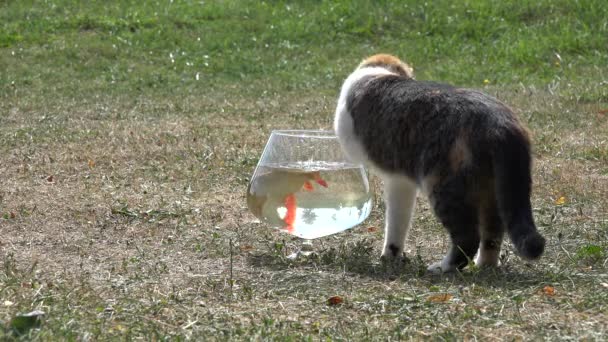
left=334, top=54, right=545, bottom=273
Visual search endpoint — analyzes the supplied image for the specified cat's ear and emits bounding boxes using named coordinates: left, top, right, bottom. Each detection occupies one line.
left=358, top=54, right=414, bottom=79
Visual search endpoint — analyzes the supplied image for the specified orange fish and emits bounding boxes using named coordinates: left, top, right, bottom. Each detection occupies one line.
left=283, top=193, right=298, bottom=233
left=283, top=172, right=328, bottom=232
left=303, top=172, right=328, bottom=191
left=312, top=172, right=328, bottom=188
left=302, top=181, right=314, bottom=192
left=248, top=168, right=328, bottom=232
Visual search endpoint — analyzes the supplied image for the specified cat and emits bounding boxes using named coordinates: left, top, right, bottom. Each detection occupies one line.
left=334, top=54, right=545, bottom=273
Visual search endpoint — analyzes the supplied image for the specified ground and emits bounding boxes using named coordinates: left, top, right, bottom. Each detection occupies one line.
left=1, top=0, right=607, bottom=340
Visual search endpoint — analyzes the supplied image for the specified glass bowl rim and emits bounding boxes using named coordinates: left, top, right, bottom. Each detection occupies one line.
left=270, top=129, right=337, bottom=139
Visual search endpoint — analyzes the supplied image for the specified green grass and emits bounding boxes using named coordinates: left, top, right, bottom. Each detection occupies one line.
left=1, top=0, right=607, bottom=340
left=2, top=0, right=607, bottom=95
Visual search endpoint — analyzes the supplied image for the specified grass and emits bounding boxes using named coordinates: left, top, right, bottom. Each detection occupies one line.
left=1, top=0, right=607, bottom=340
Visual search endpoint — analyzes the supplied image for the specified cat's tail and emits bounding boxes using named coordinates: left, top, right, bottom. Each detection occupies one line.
left=492, top=127, right=545, bottom=260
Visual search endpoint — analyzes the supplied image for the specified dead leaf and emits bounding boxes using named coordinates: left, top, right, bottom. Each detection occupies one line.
left=112, top=324, right=126, bottom=332
left=239, top=244, right=254, bottom=252
left=88, top=159, right=96, bottom=169
left=426, top=293, right=453, bottom=303
left=46, top=175, right=54, bottom=183
left=543, top=285, right=556, bottom=296
left=366, top=226, right=378, bottom=233
left=9, top=212, right=16, bottom=219
left=555, top=196, right=566, bottom=205
left=327, top=295, right=344, bottom=306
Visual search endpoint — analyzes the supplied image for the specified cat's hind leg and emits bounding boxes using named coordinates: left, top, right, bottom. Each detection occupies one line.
left=380, top=176, right=418, bottom=259
left=427, top=177, right=480, bottom=273
left=475, top=199, right=504, bottom=268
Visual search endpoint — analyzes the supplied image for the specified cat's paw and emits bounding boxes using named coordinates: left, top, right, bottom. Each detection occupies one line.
left=380, top=253, right=407, bottom=264
left=427, top=260, right=457, bottom=274
left=381, top=243, right=404, bottom=260
left=474, top=249, right=500, bottom=268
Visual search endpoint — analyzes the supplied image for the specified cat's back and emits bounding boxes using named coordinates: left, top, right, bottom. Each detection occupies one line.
left=350, top=76, right=509, bottom=117
left=346, top=75, right=448, bottom=114
left=347, top=74, right=521, bottom=143
left=339, top=70, right=526, bottom=176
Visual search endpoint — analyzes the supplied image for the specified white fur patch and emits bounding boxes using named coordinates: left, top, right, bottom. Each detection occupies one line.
left=475, top=246, right=500, bottom=267
left=427, top=258, right=457, bottom=274
left=334, top=67, right=394, bottom=165
left=380, top=176, right=418, bottom=258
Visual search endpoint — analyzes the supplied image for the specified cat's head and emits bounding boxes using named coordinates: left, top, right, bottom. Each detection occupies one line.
left=358, top=54, right=414, bottom=79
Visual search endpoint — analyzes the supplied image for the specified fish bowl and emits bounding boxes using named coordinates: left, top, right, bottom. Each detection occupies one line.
left=246, top=130, right=373, bottom=256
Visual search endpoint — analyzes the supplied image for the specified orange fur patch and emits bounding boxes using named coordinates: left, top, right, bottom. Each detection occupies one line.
left=359, top=54, right=414, bottom=78
left=449, top=133, right=472, bottom=171
left=360, top=54, right=404, bottom=67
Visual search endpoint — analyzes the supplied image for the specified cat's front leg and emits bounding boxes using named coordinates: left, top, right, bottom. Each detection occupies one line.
left=380, top=176, right=418, bottom=259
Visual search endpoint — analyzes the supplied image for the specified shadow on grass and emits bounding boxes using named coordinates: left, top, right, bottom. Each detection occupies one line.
left=247, top=238, right=558, bottom=290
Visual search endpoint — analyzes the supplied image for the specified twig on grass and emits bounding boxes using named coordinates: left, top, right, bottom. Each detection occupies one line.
left=229, top=238, right=234, bottom=301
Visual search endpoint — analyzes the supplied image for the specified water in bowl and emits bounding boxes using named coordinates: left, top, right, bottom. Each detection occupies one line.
left=247, top=161, right=372, bottom=239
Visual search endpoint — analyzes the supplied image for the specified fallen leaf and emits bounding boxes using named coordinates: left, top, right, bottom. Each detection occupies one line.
left=543, top=285, right=556, bottom=296
left=46, top=175, right=54, bottom=183
left=112, top=324, right=126, bottom=332
left=555, top=196, right=566, bottom=205
left=88, top=159, right=96, bottom=169
left=426, top=293, right=453, bottom=303
left=327, top=295, right=344, bottom=306
left=9, top=212, right=16, bottom=219
left=366, top=226, right=378, bottom=233
left=239, top=244, right=254, bottom=252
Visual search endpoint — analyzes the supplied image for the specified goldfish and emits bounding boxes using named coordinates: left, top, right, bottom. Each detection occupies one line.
left=247, top=168, right=328, bottom=232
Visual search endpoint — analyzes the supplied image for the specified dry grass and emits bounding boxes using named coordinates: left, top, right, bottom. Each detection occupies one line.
left=1, top=87, right=607, bottom=340
left=1, top=0, right=607, bottom=339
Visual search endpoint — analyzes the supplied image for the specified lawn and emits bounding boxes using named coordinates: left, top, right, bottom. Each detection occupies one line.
left=1, top=0, right=607, bottom=340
